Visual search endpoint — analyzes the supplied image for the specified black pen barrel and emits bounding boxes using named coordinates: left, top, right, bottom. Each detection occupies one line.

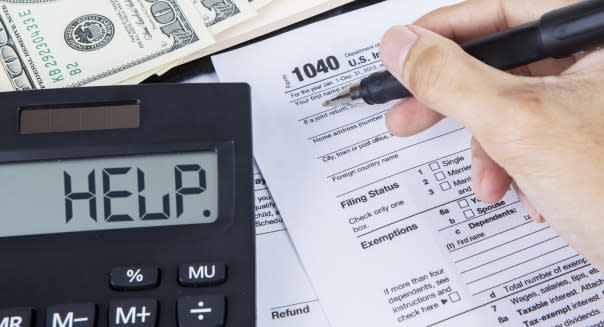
left=540, top=0, right=604, bottom=58
left=362, top=22, right=547, bottom=105
left=462, top=22, right=545, bottom=70
left=360, top=71, right=411, bottom=105
left=361, top=0, right=604, bottom=105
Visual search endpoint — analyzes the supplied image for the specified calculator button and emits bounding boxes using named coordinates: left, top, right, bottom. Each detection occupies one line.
left=46, top=303, right=96, bottom=327
left=177, top=296, right=225, bottom=327
left=110, top=267, right=159, bottom=291
left=0, top=308, right=33, bottom=327
left=108, top=299, right=157, bottom=327
left=179, top=263, right=226, bottom=287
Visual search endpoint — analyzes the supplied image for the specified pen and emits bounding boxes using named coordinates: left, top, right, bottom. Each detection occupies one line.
left=324, top=0, right=604, bottom=108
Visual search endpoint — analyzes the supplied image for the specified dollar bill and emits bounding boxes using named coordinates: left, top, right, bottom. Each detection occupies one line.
left=193, top=0, right=256, bottom=35
left=0, top=0, right=215, bottom=90
left=248, top=0, right=272, bottom=9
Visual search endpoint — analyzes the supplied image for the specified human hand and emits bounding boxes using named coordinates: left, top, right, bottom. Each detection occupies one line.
left=380, top=0, right=604, bottom=268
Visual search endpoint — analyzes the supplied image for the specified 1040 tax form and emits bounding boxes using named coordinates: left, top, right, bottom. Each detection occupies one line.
left=214, top=1, right=604, bottom=325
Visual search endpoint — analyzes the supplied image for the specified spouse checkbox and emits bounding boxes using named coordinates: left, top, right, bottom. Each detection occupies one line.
left=440, top=181, right=451, bottom=191
left=458, top=199, right=469, bottom=208
left=434, top=172, right=446, bottom=181
left=429, top=162, right=441, bottom=171
left=464, top=209, right=475, bottom=219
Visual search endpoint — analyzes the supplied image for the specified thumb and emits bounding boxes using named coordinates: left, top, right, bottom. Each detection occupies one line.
left=380, top=25, right=528, bottom=134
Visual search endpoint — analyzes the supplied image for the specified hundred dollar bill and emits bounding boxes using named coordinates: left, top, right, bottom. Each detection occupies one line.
left=0, top=0, right=215, bottom=90
left=152, top=0, right=354, bottom=77
left=193, top=0, right=256, bottom=35
left=248, top=0, right=272, bottom=9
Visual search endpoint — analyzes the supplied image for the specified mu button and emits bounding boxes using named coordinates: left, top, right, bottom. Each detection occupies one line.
left=178, top=296, right=225, bottom=327
left=45, top=303, right=96, bottom=327
left=179, top=263, right=226, bottom=287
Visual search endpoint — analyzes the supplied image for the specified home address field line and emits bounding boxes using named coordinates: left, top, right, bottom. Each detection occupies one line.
left=306, top=110, right=388, bottom=141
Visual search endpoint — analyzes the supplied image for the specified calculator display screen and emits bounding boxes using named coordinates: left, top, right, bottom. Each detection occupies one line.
left=0, top=151, right=219, bottom=238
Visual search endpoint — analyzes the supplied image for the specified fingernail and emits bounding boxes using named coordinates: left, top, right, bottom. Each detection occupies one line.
left=513, top=183, right=544, bottom=222
left=380, top=25, right=418, bottom=77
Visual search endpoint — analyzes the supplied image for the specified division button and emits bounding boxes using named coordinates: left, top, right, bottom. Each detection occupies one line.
left=46, top=303, right=96, bottom=327
left=179, top=263, right=226, bottom=287
left=177, top=296, right=225, bottom=327
left=110, top=267, right=159, bottom=291
left=108, top=299, right=157, bottom=327
left=0, top=308, right=33, bottom=327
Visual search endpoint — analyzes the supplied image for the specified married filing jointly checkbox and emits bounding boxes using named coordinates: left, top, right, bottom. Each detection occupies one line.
left=434, top=172, right=446, bottom=181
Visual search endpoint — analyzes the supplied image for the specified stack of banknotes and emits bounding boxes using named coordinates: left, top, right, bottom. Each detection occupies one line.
left=0, top=0, right=353, bottom=91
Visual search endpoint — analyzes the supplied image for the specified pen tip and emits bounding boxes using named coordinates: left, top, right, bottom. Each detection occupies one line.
left=323, top=90, right=350, bottom=108
left=322, top=82, right=365, bottom=108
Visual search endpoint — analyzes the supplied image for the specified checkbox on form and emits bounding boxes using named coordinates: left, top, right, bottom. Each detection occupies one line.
left=464, top=209, right=475, bottom=219
left=435, top=172, right=446, bottom=181
left=429, top=162, right=441, bottom=171
left=440, top=181, right=451, bottom=191
left=458, top=199, right=469, bottom=208
left=449, top=292, right=461, bottom=303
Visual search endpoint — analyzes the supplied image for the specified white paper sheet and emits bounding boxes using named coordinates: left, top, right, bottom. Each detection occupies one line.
left=254, top=163, right=331, bottom=326
left=182, top=74, right=330, bottom=326
left=214, top=1, right=604, bottom=326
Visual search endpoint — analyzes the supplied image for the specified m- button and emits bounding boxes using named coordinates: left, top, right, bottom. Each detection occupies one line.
left=0, top=308, right=33, bottom=327
left=45, top=303, right=96, bottom=327
left=179, top=263, right=226, bottom=287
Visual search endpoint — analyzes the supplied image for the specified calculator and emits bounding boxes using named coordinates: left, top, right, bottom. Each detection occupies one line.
left=0, top=84, right=255, bottom=327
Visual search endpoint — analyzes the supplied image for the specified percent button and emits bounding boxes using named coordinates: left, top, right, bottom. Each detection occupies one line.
left=110, top=266, right=160, bottom=291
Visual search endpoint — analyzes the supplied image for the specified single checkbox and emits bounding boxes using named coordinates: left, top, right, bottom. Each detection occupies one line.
left=458, top=199, right=469, bottom=209
left=440, top=181, right=451, bottom=191
left=429, top=162, right=441, bottom=171
left=449, top=292, right=461, bottom=303
left=464, top=209, right=475, bottom=219
left=435, top=172, right=446, bottom=181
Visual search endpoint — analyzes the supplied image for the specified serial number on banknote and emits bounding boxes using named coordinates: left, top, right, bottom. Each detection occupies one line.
left=19, top=9, right=82, bottom=84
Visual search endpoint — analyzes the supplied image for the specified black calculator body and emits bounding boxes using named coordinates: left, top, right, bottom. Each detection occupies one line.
left=0, top=84, right=255, bottom=327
